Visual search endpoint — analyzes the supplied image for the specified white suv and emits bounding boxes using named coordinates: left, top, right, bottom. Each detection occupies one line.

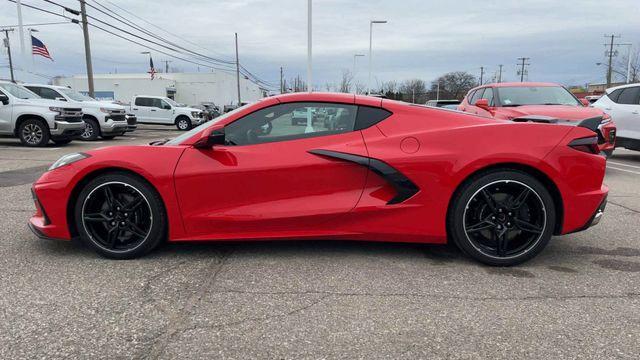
left=592, top=83, right=640, bottom=151
left=0, top=81, right=85, bottom=147
left=25, top=84, right=129, bottom=141
left=130, top=95, right=205, bottom=130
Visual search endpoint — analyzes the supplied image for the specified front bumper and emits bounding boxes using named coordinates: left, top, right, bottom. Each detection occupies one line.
left=101, top=120, right=128, bottom=135
left=49, top=120, right=86, bottom=137
left=29, top=185, right=71, bottom=241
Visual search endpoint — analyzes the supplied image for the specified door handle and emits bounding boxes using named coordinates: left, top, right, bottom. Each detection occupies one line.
left=604, top=108, right=612, bottom=110
left=150, top=109, right=157, bottom=112
left=633, top=111, right=639, bottom=114
left=132, top=108, right=138, bottom=110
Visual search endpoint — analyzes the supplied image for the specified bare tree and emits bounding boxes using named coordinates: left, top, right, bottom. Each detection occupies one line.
left=430, top=71, right=477, bottom=100
left=399, top=79, right=428, bottom=103
left=354, top=82, right=367, bottom=95
left=378, top=80, right=400, bottom=99
left=613, top=47, right=640, bottom=83
left=339, top=70, right=353, bottom=93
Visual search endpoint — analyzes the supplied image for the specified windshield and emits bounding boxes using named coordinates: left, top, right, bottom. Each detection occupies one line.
left=165, top=105, right=248, bottom=145
left=496, top=86, right=580, bottom=106
left=58, top=87, right=95, bottom=102
left=0, top=83, right=40, bottom=99
left=165, top=98, right=179, bottom=107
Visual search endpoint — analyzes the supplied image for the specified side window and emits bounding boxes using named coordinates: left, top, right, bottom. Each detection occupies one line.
left=615, top=87, right=640, bottom=105
left=607, top=89, right=622, bottom=103
left=465, top=90, right=476, bottom=104
left=355, top=106, right=392, bottom=130
left=151, top=98, right=163, bottom=108
left=470, top=89, right=484, bottom=105
left=160, top=99, right=171, bottom=109
left=26, top=87, right=41, bottom=96
left=225, top=102, right=357, bottom=146
left=483, top=87, right=494, bottom=106
left=135, top=97, right=149, bottom=106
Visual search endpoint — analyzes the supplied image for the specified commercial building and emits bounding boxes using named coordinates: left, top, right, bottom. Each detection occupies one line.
left=53, top=71, right=266, bottom=106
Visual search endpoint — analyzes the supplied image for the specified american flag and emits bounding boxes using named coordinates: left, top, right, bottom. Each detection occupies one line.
left=148, top=56, right=156, bottom=80
left=31, top=35, right=53, bottom=61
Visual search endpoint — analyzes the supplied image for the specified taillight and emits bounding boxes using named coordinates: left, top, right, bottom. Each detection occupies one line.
left=568, top=136, right=600, bottom=154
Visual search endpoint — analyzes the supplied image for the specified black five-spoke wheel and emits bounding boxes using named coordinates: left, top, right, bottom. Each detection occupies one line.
left=75, top=173, right=166, bottom=259
left=464, top=180, right=545, bottom=258
left=450, top=170, right=555, bottom=266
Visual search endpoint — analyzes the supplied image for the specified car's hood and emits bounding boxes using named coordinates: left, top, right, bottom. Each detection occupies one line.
left=495, top=105, right=604, bottom=121
left=77, top=100, right=125, bottom=110
left=18, top=98, right=81, bottom=108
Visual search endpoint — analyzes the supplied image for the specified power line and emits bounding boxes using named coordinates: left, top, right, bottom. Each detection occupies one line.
left=517, top=57, right=530, bottom=82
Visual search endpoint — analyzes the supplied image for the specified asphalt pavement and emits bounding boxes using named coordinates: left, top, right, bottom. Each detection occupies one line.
left=0, top=125, right=638, bottom=359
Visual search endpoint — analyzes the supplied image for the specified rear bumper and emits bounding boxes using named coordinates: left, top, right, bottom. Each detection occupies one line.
left=562, top=185, right=609, bottom=235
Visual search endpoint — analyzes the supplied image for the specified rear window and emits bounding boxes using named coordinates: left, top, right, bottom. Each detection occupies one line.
left=615, top=87, right=640, bottom=105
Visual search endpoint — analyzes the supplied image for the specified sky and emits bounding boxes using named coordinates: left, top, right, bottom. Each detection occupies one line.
left=0, top=0, right=639, bottom=90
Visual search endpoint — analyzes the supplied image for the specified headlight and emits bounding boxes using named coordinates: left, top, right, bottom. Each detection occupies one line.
left=191, top=111, right=200, bottom=118
left=49, top=107, right=63, bottom=113
left=49, top=152, right=91, bottom=171
left=99, top=108, right=112, bottom=114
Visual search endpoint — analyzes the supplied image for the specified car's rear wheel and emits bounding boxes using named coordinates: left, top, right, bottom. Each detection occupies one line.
left=449, top=170, right=555, bottom=266
left=74, top=172, right=166, bottom=259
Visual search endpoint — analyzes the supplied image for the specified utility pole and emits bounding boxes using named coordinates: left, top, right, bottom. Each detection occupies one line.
left=497, top=64, right=503, bottom=83
left=163, top=60, right=172, bottom=73
left=79, top=0, right=95, bottom=97
left=234, top=32, right=241, bottom=104
left=280, top=66, right=283, bottom=93
left=479, top=66, right=484, bottom=85
left=604, top=34, right=621, bottom=88
left=517, top=57, right=530, bottom=82
left=2, top=29, right=15, bottom=82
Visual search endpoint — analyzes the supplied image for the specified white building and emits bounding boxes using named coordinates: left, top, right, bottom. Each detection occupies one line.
left=53, top=71, right=266, bottom=106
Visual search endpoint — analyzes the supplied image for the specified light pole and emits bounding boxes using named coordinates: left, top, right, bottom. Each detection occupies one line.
left=307, top=0, right=312, bottom=93
left=619, top=43, right=633, bottom=83
left=367, top=20, right=387, bottom=95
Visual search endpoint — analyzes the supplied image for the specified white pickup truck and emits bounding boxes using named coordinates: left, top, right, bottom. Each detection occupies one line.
left=0, top=81, right=85, bottom=147
left=24, top=84, right=129, bottom=141
left=129, top=95, right=205, bottom=130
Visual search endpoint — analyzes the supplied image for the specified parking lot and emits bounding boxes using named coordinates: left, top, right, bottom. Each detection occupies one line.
left=0, top=126, right=639, bottom=359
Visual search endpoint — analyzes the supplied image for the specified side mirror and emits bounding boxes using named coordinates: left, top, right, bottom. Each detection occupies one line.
left=55, top=97, right=67, bottom=102
left=475, top=98, right=490, bottom=111
left=163, top=105, right=172, bottom=110
left=0, top=94, right=8, bottom=105
left=193, top=125, right=226, bottom=149
left=579, top=98, right=589, bottom=107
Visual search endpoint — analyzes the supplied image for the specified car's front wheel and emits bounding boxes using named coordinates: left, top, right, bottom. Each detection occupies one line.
left=74, top=172, right=166, bottom=259
left=449, top=170, right=556, bottom=266
left=80, top=118, right=100, bottom=141
left=18, top=118, right=50, bottom=147
left=175, top=116, right=192, bottom=131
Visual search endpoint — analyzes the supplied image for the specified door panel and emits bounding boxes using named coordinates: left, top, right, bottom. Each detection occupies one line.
left=174, top=131, right=369, bottom=238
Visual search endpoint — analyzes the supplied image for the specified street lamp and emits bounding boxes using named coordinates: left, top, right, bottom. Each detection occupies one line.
left=367, top=20, right=387, bottom=95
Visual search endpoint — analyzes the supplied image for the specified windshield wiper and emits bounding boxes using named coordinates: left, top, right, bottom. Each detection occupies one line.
left=541, top=103, right=563, bottom=105
left=501, top=104, right=522, bottom=107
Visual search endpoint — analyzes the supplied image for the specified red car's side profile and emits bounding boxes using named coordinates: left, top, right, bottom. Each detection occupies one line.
left=30, top=92, right=608, bottom=265
left=458, top=82, right=617, bottom=156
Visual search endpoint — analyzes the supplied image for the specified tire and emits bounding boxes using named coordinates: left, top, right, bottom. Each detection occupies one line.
left=101, top=135, right=116, bottom=140
left=52, top=138, right=72, bottom=145
left=448, top=170, right=556, bottom=266
left=18, top=118, right=50, bottom=147
left=80, top=118, right=100, bottom=141
left=602, top=149, right=614, bottom=158
left=175, top=116, right=192, bottom=131
left=74, top=172, right=166, bottom=259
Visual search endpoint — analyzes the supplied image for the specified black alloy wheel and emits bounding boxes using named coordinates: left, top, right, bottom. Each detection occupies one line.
left=19, top=118, right=50, bottom=147
left=449, top=170, right=555, bottom=266
left=75, top=173, right=166, bottom=259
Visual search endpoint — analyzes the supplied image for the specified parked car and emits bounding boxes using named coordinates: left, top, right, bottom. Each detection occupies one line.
left=191, top=103, right=220, bottom=121
left=425, top=99, right=460, bottom=108
left=592, top=83, right=640, bottom=151
left=458, top=82, right=617, bottom=157
left=30, top=92, right=608, bottom=266
left=0, top=81, right=85, bottom=146
left=129, top=95, right=205, bottom=130
left=24, top=84, right=128, bottom=141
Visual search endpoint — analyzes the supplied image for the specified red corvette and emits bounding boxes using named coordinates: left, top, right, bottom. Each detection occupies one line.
left=29, top=92, right=608, bottom=265
left=458, top=82, right=617, bottom=157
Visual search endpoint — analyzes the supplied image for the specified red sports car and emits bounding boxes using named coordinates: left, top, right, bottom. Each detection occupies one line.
left=29, top=92, right=608, bottom=266
left=458, top=82, right=617, bottom=157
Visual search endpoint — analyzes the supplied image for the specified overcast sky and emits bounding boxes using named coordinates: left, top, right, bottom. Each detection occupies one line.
left=1, top=0, right=639, bottom=89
